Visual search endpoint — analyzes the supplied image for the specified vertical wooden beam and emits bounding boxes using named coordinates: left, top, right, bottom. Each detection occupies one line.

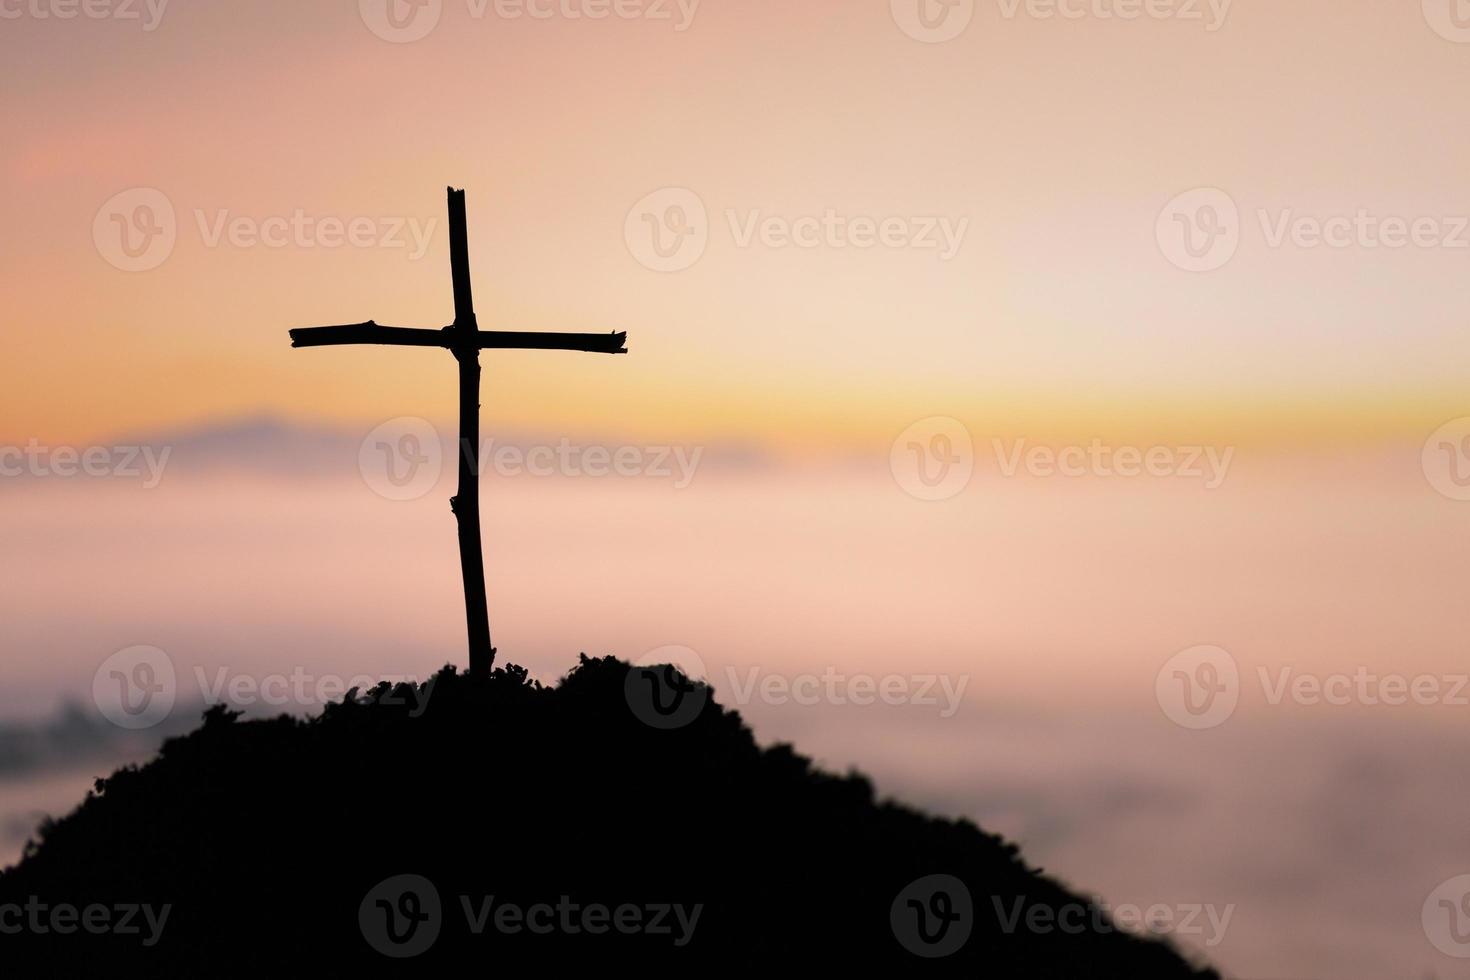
left=446, top=187, right=494, bottom=677
left=448, top=188, right=476, bottom=321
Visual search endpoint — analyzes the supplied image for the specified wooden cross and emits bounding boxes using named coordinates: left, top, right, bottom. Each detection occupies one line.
left=289, top=187, right=627, bottom=678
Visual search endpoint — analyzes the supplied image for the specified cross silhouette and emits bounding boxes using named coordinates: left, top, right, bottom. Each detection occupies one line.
left=289, top=187, right=627, bottom=677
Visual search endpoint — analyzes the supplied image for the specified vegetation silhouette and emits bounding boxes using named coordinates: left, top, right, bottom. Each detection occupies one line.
left=0, top=656, right=1220, bottom=977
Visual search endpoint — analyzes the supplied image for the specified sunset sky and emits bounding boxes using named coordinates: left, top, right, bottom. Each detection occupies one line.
left=4, top=0, right=1469, bottom=451
left=5, top=4, right=1470, bottom=977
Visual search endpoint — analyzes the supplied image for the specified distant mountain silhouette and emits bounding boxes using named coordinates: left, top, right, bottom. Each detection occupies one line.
left=0, top=657, right=1219, bottom=977
left=0, top=700, right=196, bottom=779
left=90, top=415, right=780, bottom=478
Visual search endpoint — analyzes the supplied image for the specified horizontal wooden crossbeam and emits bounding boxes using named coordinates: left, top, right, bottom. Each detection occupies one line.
left=290, top=323, right=443, bottom=348
left=289, top=321, right=628, bottom=354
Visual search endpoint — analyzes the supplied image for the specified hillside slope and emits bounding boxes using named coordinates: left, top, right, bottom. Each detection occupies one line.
left=0, top=656, right=1219, bottom=977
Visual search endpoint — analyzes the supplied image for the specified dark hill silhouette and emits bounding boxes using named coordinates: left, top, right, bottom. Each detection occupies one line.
left=0, top=656, right=1219, bottom=978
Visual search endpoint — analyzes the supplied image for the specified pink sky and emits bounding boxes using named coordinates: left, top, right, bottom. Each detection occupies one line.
left=3, top=0, right=1469, bottom=449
